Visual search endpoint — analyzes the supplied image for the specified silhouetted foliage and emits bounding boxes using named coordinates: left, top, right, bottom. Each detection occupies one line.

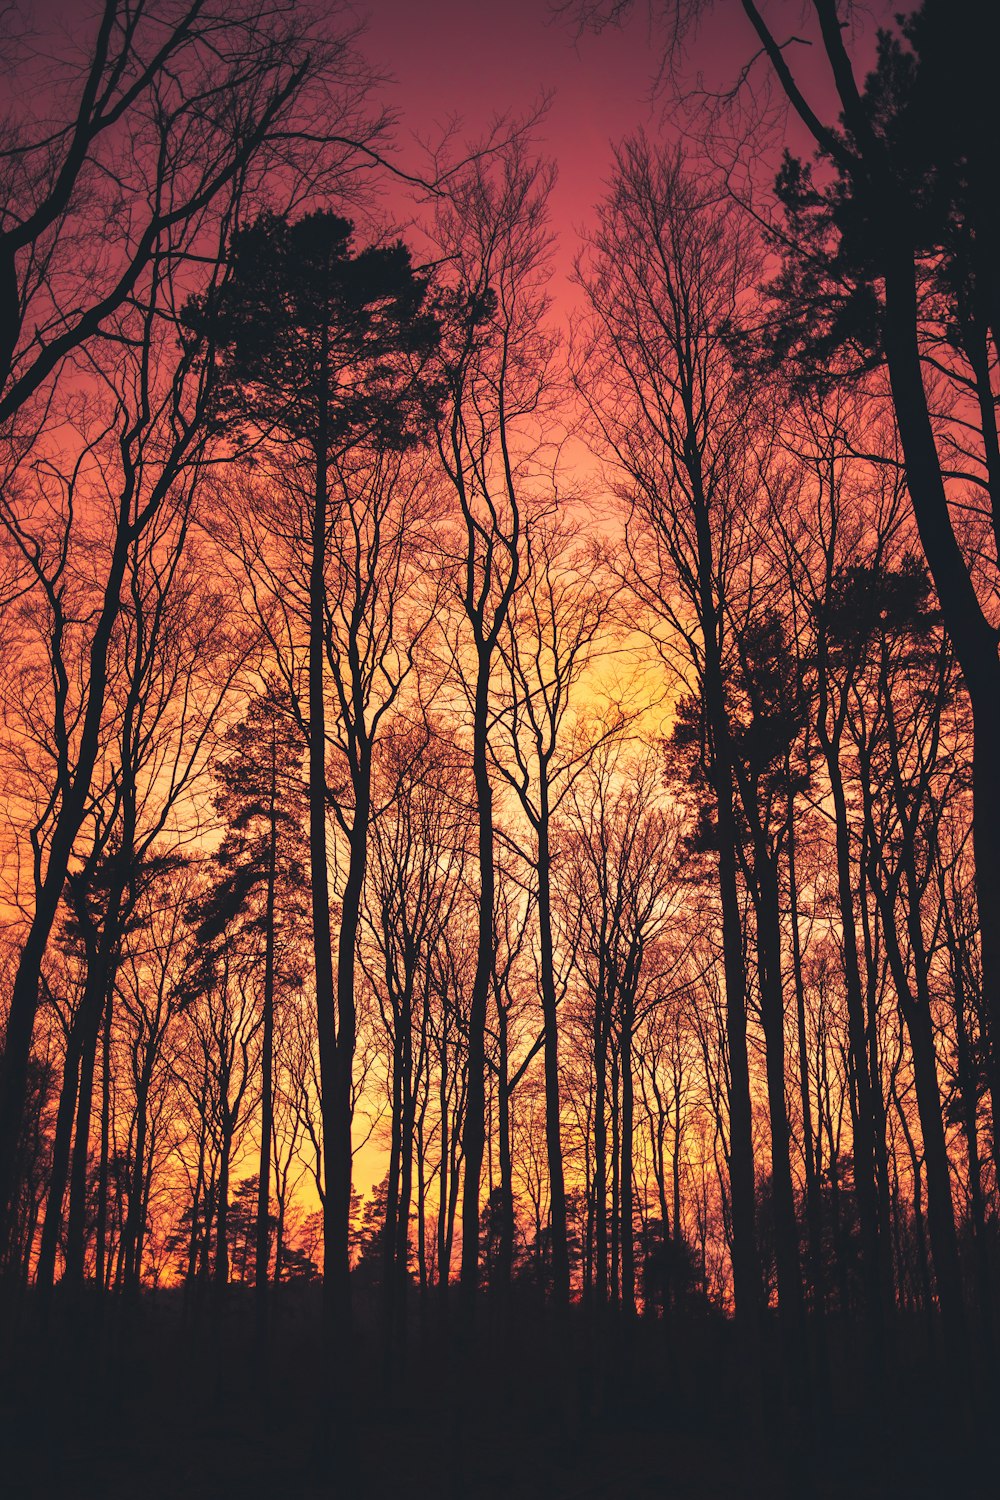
left=2, top=4, right=999, bottom=1495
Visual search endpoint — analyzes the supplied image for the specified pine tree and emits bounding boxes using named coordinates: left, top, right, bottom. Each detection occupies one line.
left=190, top=688, right=308, bottom=1343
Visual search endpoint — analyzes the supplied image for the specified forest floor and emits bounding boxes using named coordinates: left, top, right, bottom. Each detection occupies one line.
left=0, top=1291, right=993, bottom=1499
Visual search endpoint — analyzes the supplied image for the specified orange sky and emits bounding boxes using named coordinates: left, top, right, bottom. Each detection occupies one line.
left=7, top=0, right=900, bottom=1256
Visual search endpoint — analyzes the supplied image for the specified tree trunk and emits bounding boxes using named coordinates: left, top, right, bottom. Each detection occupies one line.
left=496, top=1004, right=514, bottom=1298
left=216, top=1130, right=231, bottom=1289
left=459, top=657, right=495, bottom=1313
left=35, top=1015, right=85, bottom=1310
left=95, top=989, right=113, bottom=1297
left=818, top=718, right=891, bottom=1354
left=255, top=747, right=279, bottom=1355
left=329, top=804, right=368, bottom=1349
left=63, top=962, right=106, bottom=1290
left=307, top=417, right=340, bottom=1351
left=383, top=1025, right=404, bottom=1329
left=620, top=1012, right=636, bottom=1318
left=786, top=793, right=826, bottom=1337
left=882, top=240, right=1000, bottom=1185
left=535, top=811, right=571, bottom=1307
left=949, top=911, right=993, bottom=1346
left=751, top=834, right=806, bottom=1385
left=594, top=1004, right=610, bottom=1306
left=122, top=1052, right=154, bottom=1292
left=878, top=882, right=966, bottom=1354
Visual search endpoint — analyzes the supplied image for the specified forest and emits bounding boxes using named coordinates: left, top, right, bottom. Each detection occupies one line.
left=0, top=1, right=996, bottom=1496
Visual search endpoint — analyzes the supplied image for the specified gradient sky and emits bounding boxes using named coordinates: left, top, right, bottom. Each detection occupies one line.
left=20, top=0, right=887, bottom=308
left=362, top=0, right=725, bottom=300
left=359, top=0, right=880, bottom=304
left=6, top=0, right=894, bottom=1208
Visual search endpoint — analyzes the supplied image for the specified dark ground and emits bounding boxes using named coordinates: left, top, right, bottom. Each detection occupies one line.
left=0, top=1292, right=993, bottom=1498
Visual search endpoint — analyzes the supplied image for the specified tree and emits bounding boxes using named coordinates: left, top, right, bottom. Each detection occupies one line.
left=576, top=137, right=762, bottom=1336
left=193, top=689, right=308, bottom=1347
left=582, top=0, right=1000, bottom=1246
left=186, top=207, right=440, bottom=1348
left=430, top=135, right=556, bottom=1315
left=0, top=0, right=377, bottom=1264
left=491, top=513, right=623, bottom=1308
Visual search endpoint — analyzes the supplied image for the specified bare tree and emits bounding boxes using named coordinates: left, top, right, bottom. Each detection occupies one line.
left=430, top=134, right=557, bottom=1312
left=576, top=136, right=763, bottom=1335
left=490, top=513, right=624, bottom=1307
left=0, top=0, right=379, bottom=419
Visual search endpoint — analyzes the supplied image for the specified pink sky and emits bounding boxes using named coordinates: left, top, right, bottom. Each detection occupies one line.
left=359, top=0, right=886, bottom=303
left=362, top=0, right=724, bottom=300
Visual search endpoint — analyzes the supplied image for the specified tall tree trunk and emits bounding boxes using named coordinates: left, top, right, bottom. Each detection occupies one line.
left=620, top=1012, right=636, bottom=1318
left=882, top=241, right=1000, bottom=1185
left=877, top=878, right=966, bottom=1354
left=593, top=1003, right=610, bottom=1306
left=63, top=963, right=106, bottom=1290
left=496, top=1004, right=514, bottom=1298
left=948, top=908, right=993, bottom=1346
left=672, top=1064, right=684, bottom=1303
left=307, top=417, right=340, bottom=1349
left=610, top=1044, right=621, bottom=1307
left=786, top=793, right=826, bottom=1333
left=438, top=1027, right=450, bottom=1298
left=35, top=1016, right=85, bottom=1310
left=818, top=719, right=891, bottom=1353
left=535, top=810, right=570, bottom=1307
left=184, top=1118, right=208, bottom=1310
left=395, top=1047, right=416, bottom=1340
left=215, top=1129, right=231, bottom=1289
left=122, top=1054, right=154, bottom=1292
left=689, top=475, right=760, bottom=1336
left=383, top=1025, right=405, bottom=1332
left=329, top=803, right=369, bottom=1348
left=460, top=658, right=495, bottom=1312
left=95, top=990, right=113, bottom=1298
left=751, top=835, right=806, bottom=1382
left=255, top=744, right=279, bottom=1355
left=705, top=691, right=759, bottom=1333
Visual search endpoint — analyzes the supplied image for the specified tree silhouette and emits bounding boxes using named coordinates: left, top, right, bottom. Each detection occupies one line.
left=191, top=689, right=308, bottom=1349
left=185, top=208, right=440, bottom=1350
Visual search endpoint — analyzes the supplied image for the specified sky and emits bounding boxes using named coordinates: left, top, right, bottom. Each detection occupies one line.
left=4, top=0, right=896, bottom=1208
left=361, top=0, right=725, bottom=301
left=355, top=0, right=758, bottom=504
left=358, top=0, right=881, bottom=305
left=363, top=0, right=662, bottom=257
left=15, top=0, right=888, bottom=312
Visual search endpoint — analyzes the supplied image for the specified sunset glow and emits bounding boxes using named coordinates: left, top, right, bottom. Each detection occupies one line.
left=0, top=2, right=995, bottom=1496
